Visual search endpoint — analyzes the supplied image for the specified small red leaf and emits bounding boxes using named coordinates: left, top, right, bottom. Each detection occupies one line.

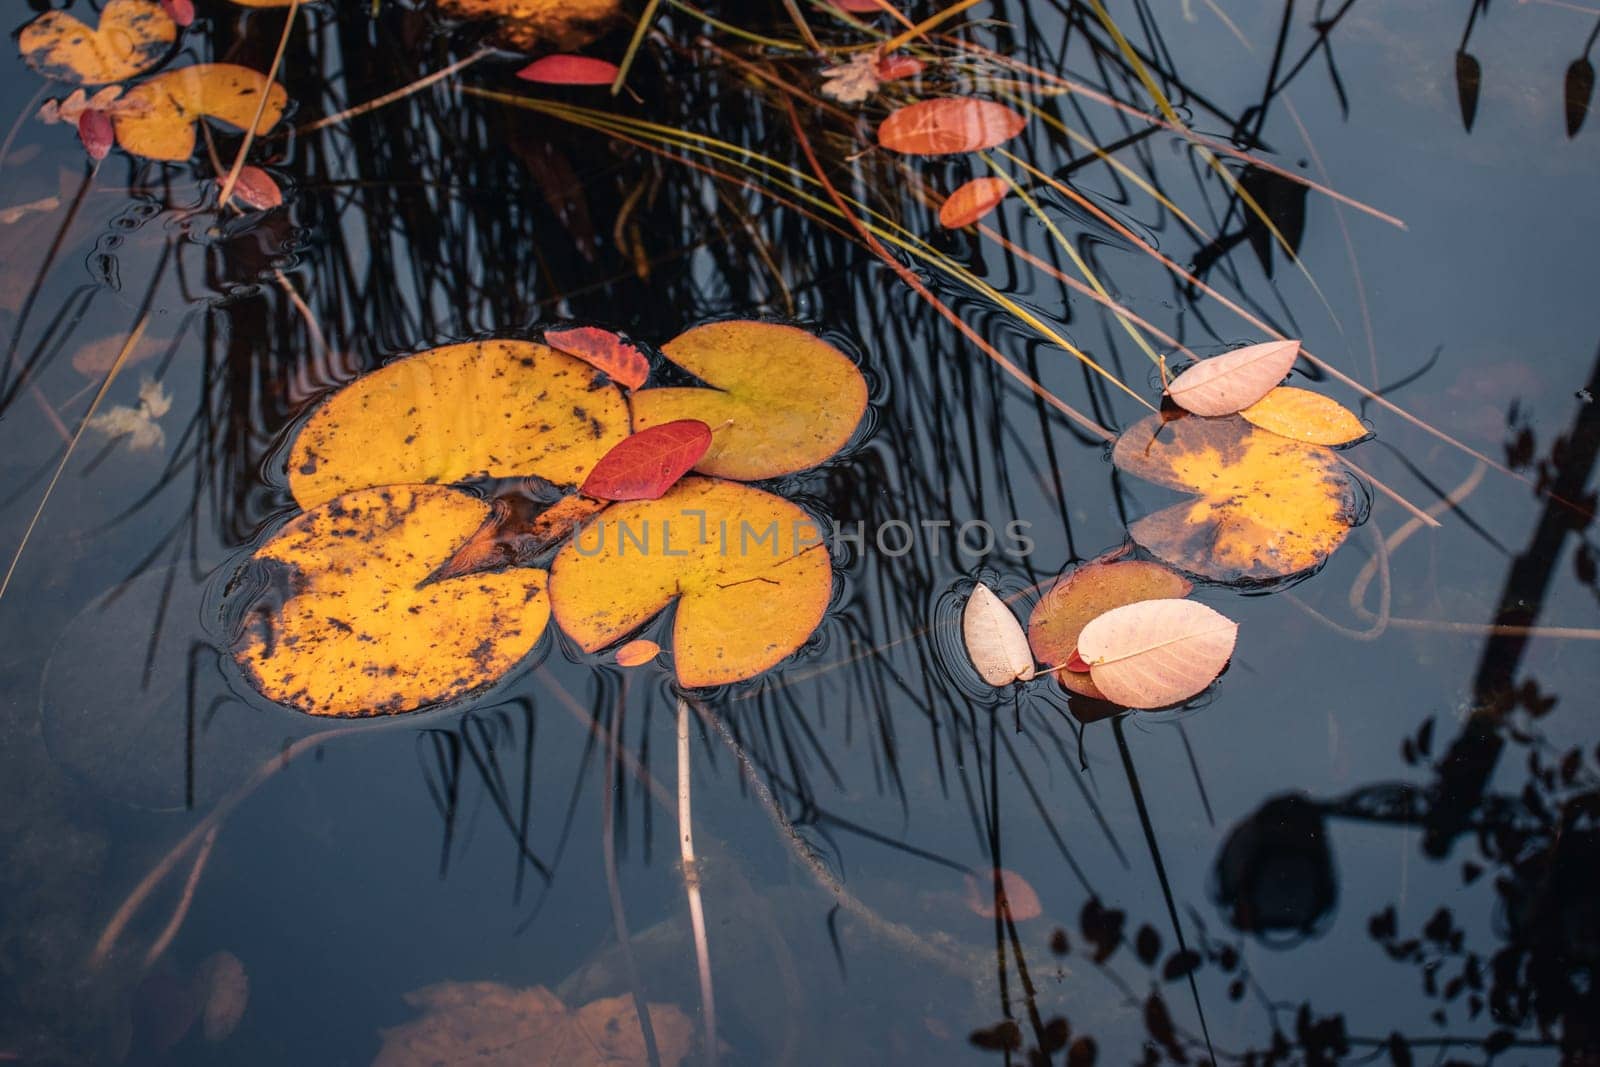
left=160, top=0, right=196, bottom=27
left=878, top=98, right=1027, bottom=155
left=516, top=55, right=621, bottom=86
left=1065, top=648, right=1090, bottom=673
left=231, top=166, right=283, bottom=211
left=581, top=420, right=713, bottom=501
left=544, top=326, right=650, bottom=390
left=939, top=176, right=1009, bottom=228
left=831, top=0, right=891, bottom=11
left=875, top=54, right=924, bottom=81
left=77, top=109, right=113, bottom=162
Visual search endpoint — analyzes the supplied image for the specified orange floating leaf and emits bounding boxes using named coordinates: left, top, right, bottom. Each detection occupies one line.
left=878, top=98, right=1026, bottom=156
left=581, top=420, right=712, bottom=501
left=516, top=54, right=620, bottom=85
left=939, top=176, right=1009, bottom=228
left=1028, top=560, right=1192, bottom=700
left=830, top=0, right=890, bottom=11
left=614, top=639, right=661, bottom=667
left=112, top=63, right=288, bottom=161
left=962, top=582, right=1035, bottom=686
left=1166, top=339, right=1301, bottom=417
left=543, top=325, right=650, bottom=390
left=1113, top=414, right=1362, bottom=582
left=964, top=869, right=1042, bottom=920
left=1077, top=599, right=1238, bottom=709
left=231, top=165, right=283, bottom=211
left=1240, top=386, right=1368, bottom=447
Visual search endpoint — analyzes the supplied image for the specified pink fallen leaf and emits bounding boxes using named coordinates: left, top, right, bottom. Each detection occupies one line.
left=1077, top=599, right=1237, bottom=709
left=962, top=582, right=1035, bottom=686
left=516, top=55, right=620, bottom=86
left=963, top=868, right=1042, bottom=920
left=161, top=0, right=195, bottom=27
left=231, top=166, right=283, bottom=211
left=77, top=109, right=114, bottom=162
left=580, top=420, right=712, bottom=501
left=1166, top=340, right=1301, bottom=417
left=544, top=326, right=650, bottom=390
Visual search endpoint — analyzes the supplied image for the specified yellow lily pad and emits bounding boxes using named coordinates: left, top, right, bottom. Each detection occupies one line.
left=1113, top=414, right=1363, bottom=582
left=111, top=63, right=288, bottom=161
left=548, top=477, right=831, bottom=687
left=19, top=0, right=175, bottom=86
left=230, top=485, right=550, bottom=717
left=1240, top=386, right=1369, bottom=446
left=287, top=339, right=630, bottom=510
left=631, top=321, right=866, bottom=480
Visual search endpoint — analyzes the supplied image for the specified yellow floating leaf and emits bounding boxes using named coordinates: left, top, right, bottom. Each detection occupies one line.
left=1028, top=560, right=1192, bottom=700
left=631, top=321, right=866, bottom=480
left=231, top=485, right=550, bottom=717
left=111, top=63, right=288, bottom=161
left=287, top=339, right=629, bottom=510
left=614, top=638, right=661, bottom=667
left=549, top=477, right=831, bottom=687
left=1240, top=386, right=1369, bottom=447
left=1113, top=414, right=1363, bottom=582
left=19, top=0, right=175, bottom=86
left=435, top=0, right=623, bottom=51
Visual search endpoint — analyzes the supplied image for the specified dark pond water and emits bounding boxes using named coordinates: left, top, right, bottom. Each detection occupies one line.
left=2, top=1, right=1598, bottom=1064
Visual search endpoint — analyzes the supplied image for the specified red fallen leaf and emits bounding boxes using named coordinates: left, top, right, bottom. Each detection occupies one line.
left=160, top=0, right=195, bottom=27
left=875, top=54, right=924, bottom=80
left=77, top=109, right=113, bottom=162
left=878, top=98, right=1026, bottom=156
left=963, top=868, right=1042, bottom=920
left=231, top=166, right=283, bottom=211
left=581, top=420, right=712, bottom=502
left=939, top=176, right=1009, bottom=228
left=1065, top=648, right=1090, bottom=673
left=831, top=0, right=891, bottom=11
left=544, top=326, right=650, bottom=390
left=516, top=55, right=620, bottom=86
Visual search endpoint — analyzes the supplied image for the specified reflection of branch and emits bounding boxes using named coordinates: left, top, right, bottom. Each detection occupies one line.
left=676, top=698, right=718, bottom=1067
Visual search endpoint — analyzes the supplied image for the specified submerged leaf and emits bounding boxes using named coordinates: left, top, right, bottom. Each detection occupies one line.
left=1077, top=599, right=1237, bottom=709
left=820, top=53, right=883, bottom=105
left=878, top=98, right=1027, bottom=155
left=962, top=582, right=1035, bottom=686
left=548, top=477, right=831, bottom=687
left=631, top=321, right=866, bottom=480
left=112, top=63, right=288, bottom=161
left=516, top=54, right=620, bottom=85
left=614, top=639, right=661, bottom=667
left=19, top=0, right=176, bottom=85
left=581, top=420, right=712, bottom=501
left=939, top=176, right=1009, bottom=228
left=1028, top=560, right=1192, bottom=700
left=287, top=339, right=629, bottom=510
left=1166, top=340, right=1300, bottom=417
left=964, top=868, right=1043, bottom=920
left=1240, top=386, right=1367, bottom=446
left=231, top=485, right=551, bottom=717
left=1113, top=414, right=1362, bottom=581
left=543, top=325, right=650, bottom=389
left=195, top=951, right=248, bottom=1042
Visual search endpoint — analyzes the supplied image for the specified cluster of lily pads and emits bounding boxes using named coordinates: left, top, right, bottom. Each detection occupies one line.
left=228, top=321, right=867, bottom=717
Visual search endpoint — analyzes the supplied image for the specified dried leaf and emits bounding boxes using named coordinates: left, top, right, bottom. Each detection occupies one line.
left=878, top=98, right=1027, bottom=155
left=77, top=109, right=114, bottom=161
left=1113, top=414, right=1362, bottom=581
left=516, top=54, right=621, bottom=85
left=1077, top=598, right=1237, bottom=709
left=548, top=477, right=831, bottom=687
left=19, top=0, right=176, bottom=85
left=581, top=420, right=712, bottom=501
left=86, top=378, right=171, bottom=451
left=543, top=325, right=650, bottom=390
left=1455, top=50, right=1481, bottom=132
left=431, top=494, right=606, bottom=583
left=1029, top=560, right=1192, bottom=700
left=374, top=981, right=693, bottom=1067
left=1566, top=58, right=1594, bottom=138
left=1240, top=386, right=1367, bottom=446
left=939, top=176, right=1008, bottom=228
left=963, top=868, right=1042, bottom=920
left=820, top=53, right=881, bottom=105
left=230, top=165, right=283, bottom=211
left=231, top=485, right=551, bottom=717
left=112, top=63, right=288, bottom=161
left=631, top=321, right=866, bottom=480
left=614, top=639, right=660, bottom=667
left=962, top=582, right=1035, bottom=686
left=287, top=339, right=629, bottom=510
left=1166, top=339, right=1301, bottom=417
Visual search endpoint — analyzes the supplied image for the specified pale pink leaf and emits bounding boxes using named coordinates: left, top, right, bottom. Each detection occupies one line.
left=962, top=582, right=1035, bottom=686
left=1166, top=339, right=1301, bottom=417
left=1078, top=599, right=1237, bottom=709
